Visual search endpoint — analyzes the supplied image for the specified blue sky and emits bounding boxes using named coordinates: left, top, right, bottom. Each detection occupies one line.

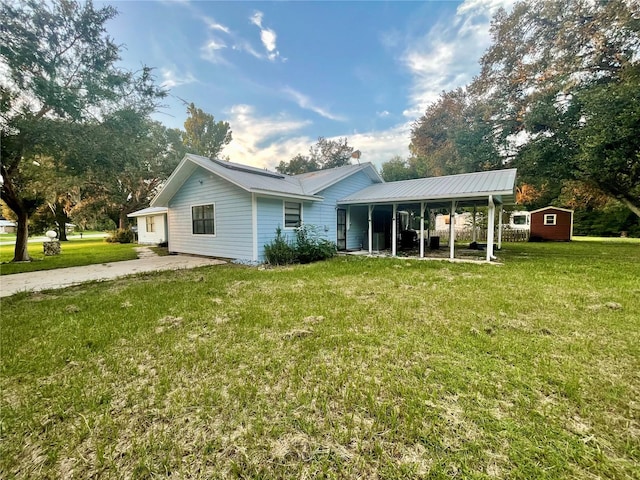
left=101, top=0, right=514, bottom=169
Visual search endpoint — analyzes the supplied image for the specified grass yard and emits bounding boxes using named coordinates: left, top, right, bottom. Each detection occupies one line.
left=1, top=240, right=639, bottom=479
left=0, top=239, right=138, bottom=275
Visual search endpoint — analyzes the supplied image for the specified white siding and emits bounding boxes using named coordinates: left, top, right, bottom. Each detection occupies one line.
left=168, top=168, right=253, bottom=260
left=136, top=214, right=167, bottom=244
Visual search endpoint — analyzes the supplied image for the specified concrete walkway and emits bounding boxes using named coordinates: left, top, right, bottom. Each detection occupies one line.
left=0, top=250, right=225, bottom=298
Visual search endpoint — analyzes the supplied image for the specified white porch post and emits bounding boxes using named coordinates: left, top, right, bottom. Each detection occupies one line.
left=420, top=201, right=425, bottom=258
left=368, top=205, right=373, bottom=255
left=392, top=203, right=397, bottom=257
left=498, top=204, right=503, bottom=250
left=449, top=200, right=456, bottom=260
left=487, top=195, right=495, bottom=262
left=472, top=204, right=477, bottom=243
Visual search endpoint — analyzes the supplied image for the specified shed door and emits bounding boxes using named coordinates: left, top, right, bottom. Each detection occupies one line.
left=337, top=209, right=346, bottom=251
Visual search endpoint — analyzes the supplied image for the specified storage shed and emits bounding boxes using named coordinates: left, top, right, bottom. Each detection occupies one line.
left=529, top=206, right=573, bottom=241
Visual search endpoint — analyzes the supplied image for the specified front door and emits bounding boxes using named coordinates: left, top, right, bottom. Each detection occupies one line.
left=337, top=208, right=346, bottom=251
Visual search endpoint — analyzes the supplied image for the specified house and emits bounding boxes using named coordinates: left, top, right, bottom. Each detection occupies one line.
left=130, top=154, right=517, bottom=262
left=0, top=219, right=16, bottom=234
left=529, top=206, right=573, bottom=241
left=127, top=207, right=168, bottom=245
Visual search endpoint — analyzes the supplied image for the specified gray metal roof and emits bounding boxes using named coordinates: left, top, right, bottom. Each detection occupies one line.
left=152, top=154, right=382, bottom=206
left=296, top=163, right=383, bottom=194
left=127, top=207, right=168, bottom=218
left=338, top=168, right=517, bottom=205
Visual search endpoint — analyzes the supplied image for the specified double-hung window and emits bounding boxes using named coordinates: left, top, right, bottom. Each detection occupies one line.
left=543, top=214, right=557, bottom=226
left=284, top=202, right=302, bottom=228
left=145, top=216, right=155, bottom=232
left=192, top=204, right=215, bottom=235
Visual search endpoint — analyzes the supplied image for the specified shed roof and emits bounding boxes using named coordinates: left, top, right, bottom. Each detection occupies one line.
left=127, top=207, right=168, bottom=218
left=529, top=206, right=574, bottom=214
left=338, top=168, right=517, bottom=206
left=151, top=154, right=381, bottom=206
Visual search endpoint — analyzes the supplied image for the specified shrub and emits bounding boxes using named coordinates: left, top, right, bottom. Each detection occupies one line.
left=264, top=227, right=297, bottom=265
left=263, top=225, right=336, bottom=265
left=294, top=224, right=336, bottom=263
left=106, top=228, right=135, bottom=244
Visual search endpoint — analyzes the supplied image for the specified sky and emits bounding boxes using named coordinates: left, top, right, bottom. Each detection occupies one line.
left=100, top=0, right=514, bottom=170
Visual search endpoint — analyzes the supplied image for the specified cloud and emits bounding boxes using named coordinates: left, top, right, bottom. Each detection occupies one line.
left=400, top=0, right=516, bottom=119
left=204, top=16, right=230, bottom=34
left=223, top=104, right=313, bottom=168
left=160, top=68, right=196, bottom=89
left=283, top=87, right=346, bottom=122
left=201, top=37, right=228, bottom=64
left=376, top=110, right=390, bottom=118
left=249, top=11, right=282, bottom=62
left=341, top=122, right=411, bottom=168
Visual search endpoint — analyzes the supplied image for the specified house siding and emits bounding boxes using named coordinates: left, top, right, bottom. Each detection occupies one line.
left=136, top=214, right=167, bottom=245
left=256, top=196, right=291, bottom=261
left=307, top=170, right=377, bottom=249
left=168, top=168, right=253, bottom=259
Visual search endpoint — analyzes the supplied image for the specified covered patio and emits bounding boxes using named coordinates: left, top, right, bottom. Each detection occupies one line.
left=337, top=169, right=517, bottom=262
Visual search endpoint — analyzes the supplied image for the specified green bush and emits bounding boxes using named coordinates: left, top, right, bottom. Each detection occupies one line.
left=294, top=224, right=336, bottom=263
left=264, top=227, right=297, bottom=265
left=106, top=228, right=135, bottom=244
left=263, top=225, right=336, bottom=265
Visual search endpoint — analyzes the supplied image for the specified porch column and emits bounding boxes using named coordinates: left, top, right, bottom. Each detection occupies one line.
left=497, top=204, right=503, bottom=250
left=472, top=204, right=477, bottom=243
left=391, top=203, right=397, bottom=257
left=487, top=195, right=495, bottom=262
left=449, top=200, right=456, bottom=260
left=420, top=202, right=425, bottom=258
left=368, top=205, right=373, bottom=254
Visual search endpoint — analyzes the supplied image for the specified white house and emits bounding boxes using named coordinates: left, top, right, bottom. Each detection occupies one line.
left=127, top=207, right=168, bottom=245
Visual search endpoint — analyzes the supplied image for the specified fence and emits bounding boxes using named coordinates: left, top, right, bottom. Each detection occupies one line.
left=430, top=228, right=529, bottom=244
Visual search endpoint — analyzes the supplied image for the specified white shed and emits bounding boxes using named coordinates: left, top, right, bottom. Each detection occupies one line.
left=127, top=207, right=168, bottom=245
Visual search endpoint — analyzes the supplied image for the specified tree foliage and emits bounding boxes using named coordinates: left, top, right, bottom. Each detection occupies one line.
left=182, top=102, right=232, bottom=159
left=0, top=0, right=165, bottom=261
left=276, top=137, right=354, bottom=175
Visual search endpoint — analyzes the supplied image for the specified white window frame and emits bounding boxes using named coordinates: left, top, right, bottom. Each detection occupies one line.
left=145, top=216, right=155, bottom=233
left=283, top=201, right=302, bottom=229
left=543, top=214, right=557, bottom=226
left=191, top=203, right=216, bottom=236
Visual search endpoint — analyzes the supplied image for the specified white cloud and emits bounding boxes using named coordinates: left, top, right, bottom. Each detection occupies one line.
left=401, top=0, right=516, bottom=119
left=376, top=110, right=390, bottom=118
left=283, top=87, right=346, bottom=122
left=200, top=37, right=228, bottom=64
left=204, top=16, right=230, bottom=34
left=249, top=10, right=282, bottom=62
left=223, top=104, right=313, bottom=168
left=160, top=68, right=196, bottom=89
left=341, top=122, right=411, bottom=168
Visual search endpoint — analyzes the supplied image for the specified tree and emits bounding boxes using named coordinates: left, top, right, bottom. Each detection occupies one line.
left=1, top=0, right=165, bottom=261
left=472, top=0, right=640, bottom=216
left=276, top=137, right=354, bottom=175
left=380, top=156, right=415, bottom=182
left=182, top=103, right=232, bottom=159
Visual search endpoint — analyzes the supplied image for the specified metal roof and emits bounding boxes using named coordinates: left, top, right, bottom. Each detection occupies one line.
left=152, top=154, right=383, bottom=206
left=338, top=168, right=517, bottom=206
left=127, top=207, right=168, bottom=218
left=296, top=163, right=383, bottom=194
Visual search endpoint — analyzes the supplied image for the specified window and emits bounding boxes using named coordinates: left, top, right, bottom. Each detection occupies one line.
left=192, top=204, right=215, bottom=235
left=284, top=201, right=302, bottom=228
left=513, top=215, right=528, bottom=225
left=543, top=214, right=557, bottom=226
left=145, top=216, right=155, bottom=232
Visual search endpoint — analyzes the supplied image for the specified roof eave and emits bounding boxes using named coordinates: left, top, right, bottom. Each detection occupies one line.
left=338, top=190, right=516, bottom=206
left=252, top=189, right=323, bottom=202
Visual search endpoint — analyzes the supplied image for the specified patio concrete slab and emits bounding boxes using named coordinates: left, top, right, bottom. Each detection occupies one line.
left=0, top=255, right=225, bottom=298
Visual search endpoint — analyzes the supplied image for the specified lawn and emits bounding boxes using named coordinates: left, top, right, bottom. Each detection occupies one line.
left=0, top=238, right=138, bottom=275
left=1, top=240, right=638, bottom=479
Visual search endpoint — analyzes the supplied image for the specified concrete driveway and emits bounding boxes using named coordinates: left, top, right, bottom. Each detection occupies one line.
left=0, top=254, right=225, bottom=298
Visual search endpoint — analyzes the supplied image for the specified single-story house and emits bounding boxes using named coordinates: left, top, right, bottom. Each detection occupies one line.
left=127, top=207, right=168, bottom=245
left=130, top=154, right=517, bottom=262
left=0, top=219, right=16, bottom=234
left=530, top=206, right=573, bottom=241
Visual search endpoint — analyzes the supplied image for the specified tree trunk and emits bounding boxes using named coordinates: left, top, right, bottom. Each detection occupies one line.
left=618, top=196, right=640, bottom=219
left=119, top=211, right=127, bottom=230
left=13, top=210, right=31, bottom=262
left=55, top=205, right=69, bottom=241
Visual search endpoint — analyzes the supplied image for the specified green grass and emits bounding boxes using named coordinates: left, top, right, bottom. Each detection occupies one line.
left=0, top=238, right=138, bottom=275
left=1, top=240, right=639, bottom=479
